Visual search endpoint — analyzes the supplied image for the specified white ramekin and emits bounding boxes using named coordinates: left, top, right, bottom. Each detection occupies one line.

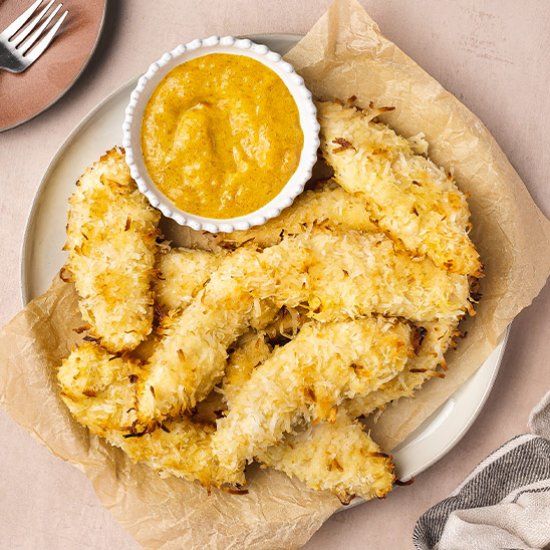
left=122, top=35, right=319, bottom=233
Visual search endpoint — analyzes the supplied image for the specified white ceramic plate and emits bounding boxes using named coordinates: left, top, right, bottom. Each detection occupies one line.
left=20, top=33, right=508, bottom=506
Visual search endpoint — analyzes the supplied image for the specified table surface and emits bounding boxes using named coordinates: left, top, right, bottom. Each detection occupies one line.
left=1, top=1, right=550, bottom=548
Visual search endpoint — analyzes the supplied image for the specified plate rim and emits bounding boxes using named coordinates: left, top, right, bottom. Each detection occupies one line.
left=398, top=326, right=510, bottom=481
left=18, top=31, right=509, bottom=510
left=0, top=0, right=108, bottom=133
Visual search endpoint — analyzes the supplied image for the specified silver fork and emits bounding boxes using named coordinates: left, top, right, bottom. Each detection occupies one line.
left=0, top=0, right=68, bottom=73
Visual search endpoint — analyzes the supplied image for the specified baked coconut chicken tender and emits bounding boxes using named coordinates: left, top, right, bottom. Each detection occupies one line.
left=217, top=181, right=379, bottom=248
left=58, top=341, right=241, bottom=488
left=318, top=100, right=482, bottom=277
left=65, top=147, right=160, bottom=352
left=212, top=317, right=414, bottom=483
left=58, top=341, right=142, bottom=438
left=258, top=412, right=394, bottom=503
left=155, top=248, right=222, bottom=313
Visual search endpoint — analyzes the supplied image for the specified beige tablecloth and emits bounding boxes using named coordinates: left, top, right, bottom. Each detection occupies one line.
left=1, top=1, right=549, bottom=548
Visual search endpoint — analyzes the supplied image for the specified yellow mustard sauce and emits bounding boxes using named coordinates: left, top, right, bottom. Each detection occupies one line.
left=141, top=53, right=304, bottom=219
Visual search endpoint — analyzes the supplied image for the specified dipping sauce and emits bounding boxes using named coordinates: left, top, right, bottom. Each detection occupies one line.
left=141, top=53, right=304, bottom=219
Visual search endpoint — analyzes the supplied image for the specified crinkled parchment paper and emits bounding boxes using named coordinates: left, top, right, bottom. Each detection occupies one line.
left=2, top=0, right=550, bottom=548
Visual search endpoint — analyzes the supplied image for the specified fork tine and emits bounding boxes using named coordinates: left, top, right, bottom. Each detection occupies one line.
left=20, top=3, right=62, bottom=55
left=24, top=9, right=67, bottom=63
left=1, top=0, right=43, bottom=39
left=11, top=0, right=55, bottom=48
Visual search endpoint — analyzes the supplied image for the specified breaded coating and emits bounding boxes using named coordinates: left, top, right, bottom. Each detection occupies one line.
left=217, top=181, right=378, bottom=248
left=155, top=248, right=222, bottom=312
left=57, top=342, right=143, bottom=438
left=174, top=230, right=470, bottom=324
left=344, top=319, right=458, bottom=417
left=113, top=419, right=244, bottom=488
left=318, top=101, right=481, bottom=277
left=258, top=322, right=455, bottom=497
left=262, top=230, right=470, bottom=323
left=212, top=317, right=413, bottom=483
left=139, top=229, right=467, bottom=428
left=58, top=342, right=238, bottom=487
left=222, top=331, right=273, bottom=408
left=137, top=242, right=310, bottom=425
left=257, top=412, right=394, bottom=502
left=65, top=147, right=160, bottom=352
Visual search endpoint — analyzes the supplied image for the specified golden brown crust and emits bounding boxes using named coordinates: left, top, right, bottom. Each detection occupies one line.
left=318, top=100, right=482, bottom=277
left=65, top=147, right=160, bottom=352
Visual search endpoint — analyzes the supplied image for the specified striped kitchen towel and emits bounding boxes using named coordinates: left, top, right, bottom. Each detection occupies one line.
left=413, top=389, right=550, bottom=550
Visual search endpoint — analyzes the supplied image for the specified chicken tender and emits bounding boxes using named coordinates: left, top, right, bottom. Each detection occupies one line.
left=137, top=242, right=310, bottom=425
left=58, top=342, right=238, bottom=487
left=263, top=230, right=471, bottom=323
left=65, top=147, right=160, bottom=352
left=155, top=248, right=222, bottom=312
left=318, top=100, right=481, bottom=277
left=257, top=412, right=394, bottom=502
left=217, top=181, right=378, bottom=248
left=57, top=341, right=143, bottom=438
left=113, top=419, right=244, bottom=488
left=211, top=321, right=455, bottom=422
left=344, top=319, right=458, bottom=417
left=212, top=317, right=414, bottom=483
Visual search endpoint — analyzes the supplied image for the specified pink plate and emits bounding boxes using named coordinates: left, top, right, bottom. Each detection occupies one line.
left=0, top=0, right=106, bottom=132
